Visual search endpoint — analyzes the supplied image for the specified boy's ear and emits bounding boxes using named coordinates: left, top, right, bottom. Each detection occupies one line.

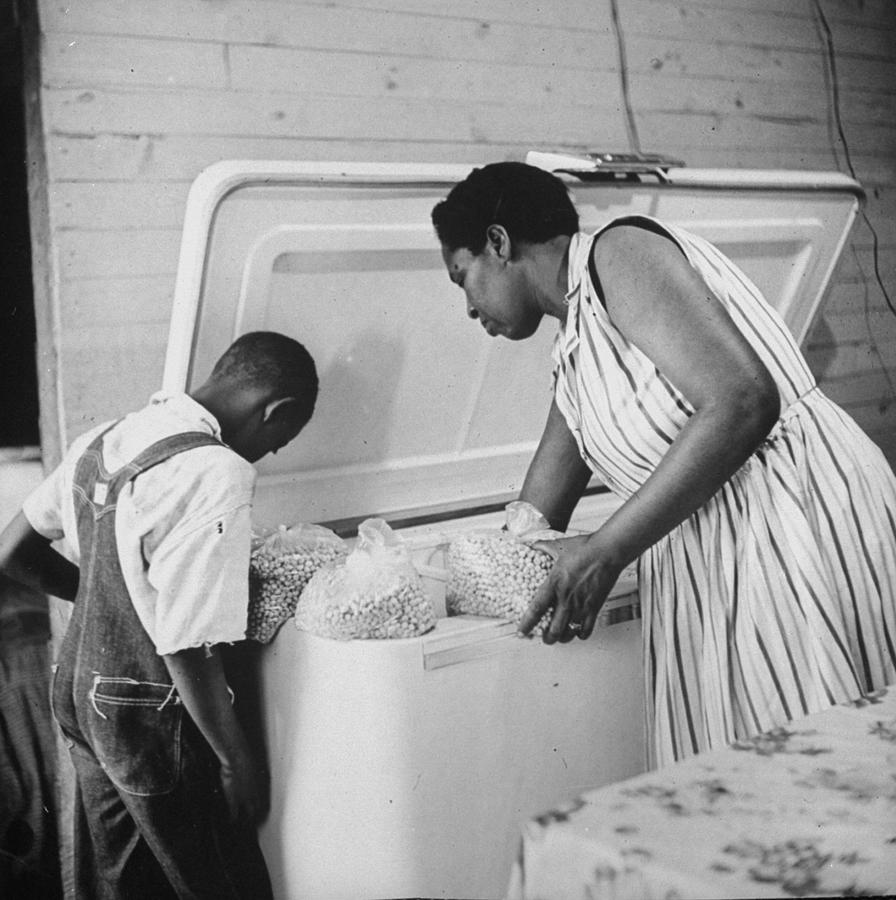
left=262, top=397, right=298, bottom=423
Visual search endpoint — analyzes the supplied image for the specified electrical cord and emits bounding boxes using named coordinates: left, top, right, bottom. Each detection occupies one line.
left=608, top=0, right=893, bottom=398
left=608, top=0, right=641, bottom=154
left=813, top=0, right=896, bottom=410
left=812, top=0, right=896, bottom=323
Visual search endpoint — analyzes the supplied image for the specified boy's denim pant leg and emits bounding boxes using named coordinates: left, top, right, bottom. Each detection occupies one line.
left=61, top=717, right=272, bottom=900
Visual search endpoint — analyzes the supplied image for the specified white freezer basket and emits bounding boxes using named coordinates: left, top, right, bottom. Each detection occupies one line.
left=163, top=157, right=861, bottom=899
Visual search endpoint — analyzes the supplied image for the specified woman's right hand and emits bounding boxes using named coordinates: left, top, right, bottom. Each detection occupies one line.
left=518, top=534, right=623, bottom=643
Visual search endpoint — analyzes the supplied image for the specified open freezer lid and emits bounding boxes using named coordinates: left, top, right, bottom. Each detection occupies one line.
left=162, top=158, right=862, bottom=531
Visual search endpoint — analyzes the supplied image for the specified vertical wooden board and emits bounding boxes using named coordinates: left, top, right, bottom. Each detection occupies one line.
left=39, top=0, right=290, bottom=42
left=21, top=0, right=64, bottom=469
left=811, top=307, right=896, bottom=345
left=51, top=182, right=190, bottom=231
left=832, top=247, right=896, bottom=287
left=623, top=34, right=824, bottom=83
left=805, top=338, right=896, bottom=381
left=57, top=277, right=176, bottom=331
left=28, top=0, right=896, bottom=479
left=816, top=370, right=895, bottom=407
left=825, top=18, right=896, bottom=59
left=626, top=71, right=830, bottom=119
left=45, top=134, right=162, bottom=182
left=59, top=327, right=169, bottom=441
left=312, top=0, right=605, bottom=28
left=618, top=0, right=824, bottom=51
left=43, top=86, right=630, bottom=145
left=55, top=230, right=181, bottom=280
left=628, top=71, right=896, bottom=127
left=42, top=33, right=227, bottom=89
left=635, top=0, right=894, bottom=28
left=841, top=401, right=896, bottom=444
left=227, top=44, right=615, bottom=102
left=46, top=134, right=535, bottom=182
left=850, top=209, right=896, bottom=252
left=635, top=110, right=834, bottom=152
left=39, top=0, right=612, bottom=66
left=666, top=144, right=839, bottom=170
left=819, top=281, right=896, bottom=319
left=829, top=54, right=896, bottom=91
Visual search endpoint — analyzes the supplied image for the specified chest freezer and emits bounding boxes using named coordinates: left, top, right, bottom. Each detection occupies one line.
left=162, top=156, right=861, bottom=900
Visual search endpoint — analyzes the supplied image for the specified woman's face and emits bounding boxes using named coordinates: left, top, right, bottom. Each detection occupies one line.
left=440, top=240, right=543, bottom=341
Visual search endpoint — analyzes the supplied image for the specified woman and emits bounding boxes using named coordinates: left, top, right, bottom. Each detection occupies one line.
left=432, top=161, right=896, bottom=767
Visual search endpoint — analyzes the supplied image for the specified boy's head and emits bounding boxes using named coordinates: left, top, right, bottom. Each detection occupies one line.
left=193, top=331, right=318, bottom=463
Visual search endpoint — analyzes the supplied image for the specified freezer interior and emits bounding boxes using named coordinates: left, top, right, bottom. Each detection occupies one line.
left=163, top=158, right=861, bottom=900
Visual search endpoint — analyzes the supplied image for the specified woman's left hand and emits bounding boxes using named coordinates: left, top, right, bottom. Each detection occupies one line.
left=518, top=535, right=623, bottom=643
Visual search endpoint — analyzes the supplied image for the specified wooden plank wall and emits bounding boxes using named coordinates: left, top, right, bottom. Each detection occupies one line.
left=28, top=0, right=896, bottom=468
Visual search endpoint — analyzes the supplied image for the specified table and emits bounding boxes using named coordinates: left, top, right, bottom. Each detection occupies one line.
left=507, top=687, right=896, bottom=899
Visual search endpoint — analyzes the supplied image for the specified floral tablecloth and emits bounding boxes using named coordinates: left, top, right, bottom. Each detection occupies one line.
left=507, top=687, right=896, bottom=899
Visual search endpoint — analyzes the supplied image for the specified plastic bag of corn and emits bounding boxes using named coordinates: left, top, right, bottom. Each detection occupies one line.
left=445, top=501, right=563, bottom=635
left=295, top=518, right=436, bottom=640
left=247, top=523, right=348, bottom=643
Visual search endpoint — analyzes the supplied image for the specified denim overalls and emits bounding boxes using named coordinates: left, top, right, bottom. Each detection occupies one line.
left=51, top=427, right=272, bottom=900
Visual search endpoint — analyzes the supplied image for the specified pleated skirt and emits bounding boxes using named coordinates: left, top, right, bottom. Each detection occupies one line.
left=641, top=387, right=896, bottom=768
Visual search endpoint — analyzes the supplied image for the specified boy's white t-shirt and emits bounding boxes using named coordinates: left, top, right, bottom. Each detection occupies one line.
left=23, top=392, right=257, bottom=655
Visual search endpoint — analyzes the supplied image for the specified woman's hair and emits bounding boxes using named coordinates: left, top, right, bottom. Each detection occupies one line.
left=212, top=331, right=319, bottom=417
left=431, top=162, right=579, bottom=254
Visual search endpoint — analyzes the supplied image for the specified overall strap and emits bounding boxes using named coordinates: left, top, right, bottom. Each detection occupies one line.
left=72, top=421, right=122, bottom=494
left=73, top=429, right=225, bottom=516
left=107, top=432, right=226, bottom=499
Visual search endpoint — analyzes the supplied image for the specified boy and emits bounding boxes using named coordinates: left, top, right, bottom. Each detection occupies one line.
left=0, top=331, right=318, bottom=899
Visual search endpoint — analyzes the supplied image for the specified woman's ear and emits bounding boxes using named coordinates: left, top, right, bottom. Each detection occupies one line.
left=486, top=224, right=512, bottom=262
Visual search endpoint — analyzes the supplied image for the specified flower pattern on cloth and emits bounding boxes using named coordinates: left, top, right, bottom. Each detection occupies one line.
left=506, top=687, right=896, bottom=900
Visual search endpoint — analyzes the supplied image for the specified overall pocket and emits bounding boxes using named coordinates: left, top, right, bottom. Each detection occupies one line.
left=86, top=675, right=184, bottom=796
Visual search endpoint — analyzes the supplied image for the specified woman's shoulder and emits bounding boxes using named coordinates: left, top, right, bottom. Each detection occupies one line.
left=591, top=216, right=685, bottom=258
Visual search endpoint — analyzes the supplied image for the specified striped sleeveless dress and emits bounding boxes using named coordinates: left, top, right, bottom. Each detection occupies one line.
left=552, top=217, right=896, bottom=768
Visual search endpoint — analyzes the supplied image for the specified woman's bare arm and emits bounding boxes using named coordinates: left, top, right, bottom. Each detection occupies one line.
left=520, top=225, right=780, bottom=642
left=519, top=399, right=592, bottom=532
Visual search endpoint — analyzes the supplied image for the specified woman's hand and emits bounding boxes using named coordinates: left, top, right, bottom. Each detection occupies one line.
left=518, top=534, right=623, bottom=643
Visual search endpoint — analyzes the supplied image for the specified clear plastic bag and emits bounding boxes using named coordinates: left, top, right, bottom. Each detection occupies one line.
left=295, top=518, right=436, bottom=640
left=445, top=501, right=563, bottom=635
left=247, top=523, right=348, bottom=643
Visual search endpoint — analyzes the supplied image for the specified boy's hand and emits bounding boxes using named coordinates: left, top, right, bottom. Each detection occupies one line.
left=219, top=745, right=264, bottom=823
left=162, top=646, right=269, bottom=823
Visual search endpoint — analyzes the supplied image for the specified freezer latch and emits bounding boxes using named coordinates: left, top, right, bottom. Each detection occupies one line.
left=526, top=150, right=686, bottom=183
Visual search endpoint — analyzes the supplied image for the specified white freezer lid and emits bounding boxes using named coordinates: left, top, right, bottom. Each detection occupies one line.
left=162, top=159, right=861, bottom=531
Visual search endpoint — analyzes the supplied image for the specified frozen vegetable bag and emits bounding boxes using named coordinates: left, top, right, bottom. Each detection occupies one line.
left=248, top=523, right=348, bottom=642
left=295, top=518, right=436, bottom=640
left=446, top=501, right=564, bottom=635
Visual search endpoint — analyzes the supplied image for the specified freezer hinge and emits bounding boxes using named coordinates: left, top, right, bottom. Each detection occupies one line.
left=526, top=150, right=686, bottom=183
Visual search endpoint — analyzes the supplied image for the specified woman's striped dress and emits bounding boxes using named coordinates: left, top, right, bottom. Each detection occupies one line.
left=552, top=217, right=896, bottom=769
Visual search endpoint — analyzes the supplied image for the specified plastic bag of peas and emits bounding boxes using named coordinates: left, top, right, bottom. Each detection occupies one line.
left=247, top=523, right=348, bottom=643
left=445, top=501, right=563, bottom=636
left=295, top=518, right=436, bottom=641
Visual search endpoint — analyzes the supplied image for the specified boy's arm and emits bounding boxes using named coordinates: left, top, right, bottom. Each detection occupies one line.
left=161, top=645, right=265, bottom=823
left=0, top=510, right=79, bottom=602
